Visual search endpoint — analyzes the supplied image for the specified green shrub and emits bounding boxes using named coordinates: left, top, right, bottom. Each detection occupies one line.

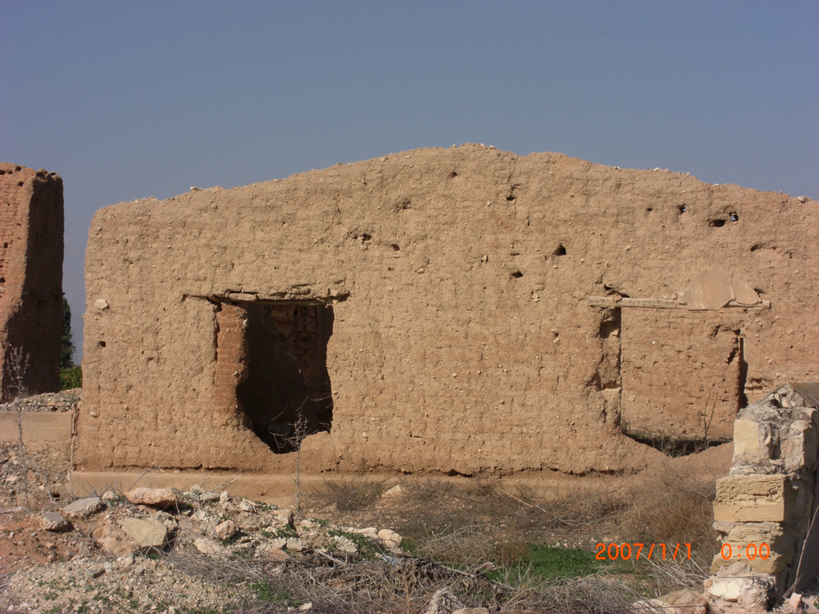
left=60, top=366, right=82, bottom=390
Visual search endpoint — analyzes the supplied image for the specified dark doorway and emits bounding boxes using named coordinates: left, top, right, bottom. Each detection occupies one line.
left=237, top=302, right=334, bottom=453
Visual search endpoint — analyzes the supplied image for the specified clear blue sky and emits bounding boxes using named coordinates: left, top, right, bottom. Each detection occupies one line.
left=1, top=1, right=817, bottom=361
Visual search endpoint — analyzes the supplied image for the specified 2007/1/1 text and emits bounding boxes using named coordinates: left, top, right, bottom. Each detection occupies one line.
left=595, top=543, right=691, bottom=560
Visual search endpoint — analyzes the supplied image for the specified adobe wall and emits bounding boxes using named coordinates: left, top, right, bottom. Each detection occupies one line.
left=76, top=146, right=818, bottom=476
left=0, top=164, right=64, bottom=400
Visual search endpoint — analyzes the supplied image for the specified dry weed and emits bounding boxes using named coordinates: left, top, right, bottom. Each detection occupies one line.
left=308, top=476, right=387, bottom=512
left=414, top=524, right=494, bottom=566
left=617, top=466, right=717, bottom=551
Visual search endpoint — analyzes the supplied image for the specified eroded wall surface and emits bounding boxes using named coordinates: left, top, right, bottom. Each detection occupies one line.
left=0, top=163, right=64, bottom=399
left=76, top=146, right=818, bottom=475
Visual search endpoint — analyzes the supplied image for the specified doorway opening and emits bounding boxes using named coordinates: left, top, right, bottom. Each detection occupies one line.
left=215, top=300, right=334, bottom=453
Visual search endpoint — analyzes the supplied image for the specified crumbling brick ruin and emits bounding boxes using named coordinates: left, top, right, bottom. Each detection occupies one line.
left=709, top=383, right=819, bottom=601
left=75, top=146, right=817, bottom=477
left=0, top=163, right=64, bottom=400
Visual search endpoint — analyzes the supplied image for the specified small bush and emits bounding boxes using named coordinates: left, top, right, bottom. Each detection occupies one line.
left=60, top=366, right=82, bottom=390
left=310, top=476, right=386, bottom=512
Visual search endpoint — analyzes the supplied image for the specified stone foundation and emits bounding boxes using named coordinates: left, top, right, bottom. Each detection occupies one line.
left=710, top=383, right=819, bottom=596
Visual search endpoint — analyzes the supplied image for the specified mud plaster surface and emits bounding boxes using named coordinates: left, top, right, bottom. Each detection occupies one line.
left=77, top=146, right=817, bottom=476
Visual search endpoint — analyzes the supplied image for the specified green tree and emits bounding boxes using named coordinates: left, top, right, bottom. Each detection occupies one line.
left=61, top=297, right=76, bottom=369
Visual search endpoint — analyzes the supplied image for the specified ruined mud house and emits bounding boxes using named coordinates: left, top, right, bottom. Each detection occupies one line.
left=76, top=146, right=817, bottom=478
left=0, top=163, right=63, bottom=400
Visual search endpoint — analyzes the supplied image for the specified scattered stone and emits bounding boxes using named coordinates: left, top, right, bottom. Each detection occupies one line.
left=199, top=492, right=220, bottom=502
left=103, top=561, right=113, bottom=574
left=452, top=609, right=489, bottom=614
left=61, top=496, right=104, bottom=518
left=258, top=544, right=288, bottom=561
left=350, top=526, right=378, bottom=538
left=193, top=537, right=225, bottom=556
left=154, top=510, right=178, bottom=530
left=219, top=491, right=230, bottom=504
left=40, top=511, right=71, bottom=532
left=378, top=528, right=402, bottom=549
left=86, top=568, right=104, bottom=579
left=125, top=487, right=182, bottom=508
left=425, top=588, right=466, bottom=614
left=101, top=490, right=119, bottom=501
left=649, top=588, right=707, bottom=614
left=333, top=535, right=358, bottom=554
left=285, top=537, right=306, bottom=552
left=214, top=520, right=237, bottom=540
left=119, top=518, right=167, bottom=550
left=238, top=499, right=256, bottom=512
left=271, top=537, right=287, bottom=549
left=93, top=522, right=136, bottom=556
left=274, top=509, right=294, bottom=526
left=383, top=484, right=402, bottom=497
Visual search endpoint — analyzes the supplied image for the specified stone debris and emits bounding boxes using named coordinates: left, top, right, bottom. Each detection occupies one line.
left=285, top=537, right=307, bottom=552
left=92, top=520, right=136, bottom=556
left=39, top=511, right=71, bottom=532
left=214, top=519, right=237, bottom=540
left=383, top=484, right=403, bottom=497
left=61, top=496, right=104, bottom=518
left=118, top=517, right=167, bottom=550
left=646, top=588, right=707, bottom=614
left=425, top=587, right=466, bottom=614
left=333, top=534, right=358, bottom=553
left=3, top=467, right=413, bottom=613
left=194, top=536, right=226, bottom=556
left=0, top=390, right=79, bottom=413
left=125, top=486, right=182, bottom=508
left=710, top=383, right=819, bottom=600
left=378, top=528, right=402, bottom=550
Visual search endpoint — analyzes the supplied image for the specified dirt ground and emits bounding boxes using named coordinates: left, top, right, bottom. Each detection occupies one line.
left=2, top=392, right=817, bottom=614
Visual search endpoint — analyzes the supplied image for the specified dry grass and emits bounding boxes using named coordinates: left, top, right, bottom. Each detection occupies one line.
left=299, top=465, right=719, bottom=609
left=169, top=549, right=657, bottom=614
left=307, top=476, right=387, bottom=512
left=616, top=467, right=718, bottom=552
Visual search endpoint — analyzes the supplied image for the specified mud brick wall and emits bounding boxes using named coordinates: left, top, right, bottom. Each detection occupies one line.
left=0, top=163, right=63, bottom=399
left=711, top=384, right=819, bottom=595
left=621, top=309, right=743, bottom=440
left=76, top=146, right=818, bottom=475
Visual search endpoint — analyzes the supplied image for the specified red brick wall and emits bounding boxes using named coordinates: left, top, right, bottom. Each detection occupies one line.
left=0, top=164, right=63, bottom=399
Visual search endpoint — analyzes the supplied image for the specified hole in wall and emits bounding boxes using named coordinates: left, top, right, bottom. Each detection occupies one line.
left=390, top=244, right=400, bottom=251
left=17, top=182, right=23, bottom=187
left=98, top=341, right=106, bottom=348
left=677, top=205, right=686, bottom=214
left=506, top=194, right=516, bottom=201
left=646, top=207, right=653, bottom=212
left=553, top=244, right=566, bottom=256
left=510, top=270, right=523, bottom=278
left=710, top=219, right=726, bottom=227
left=218, top=301, right=335, bottom=453
left=623, top=432, right=728, bottom=457
left=729, top=212, right=739, bottom=222
left=449, top=171, right=458, bottom=178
